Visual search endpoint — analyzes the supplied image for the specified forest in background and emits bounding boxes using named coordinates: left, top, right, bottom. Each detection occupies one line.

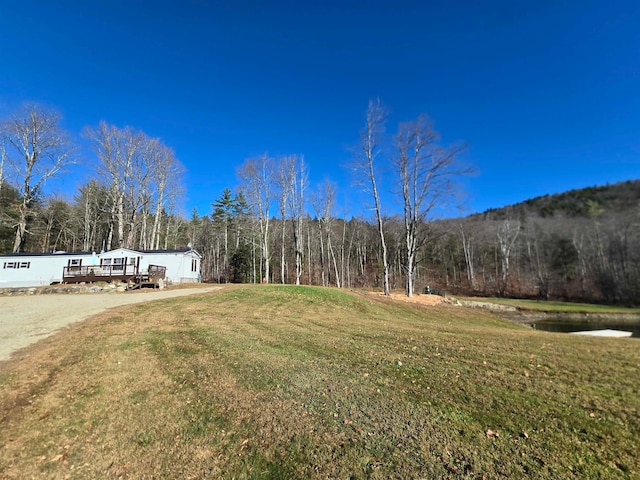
left=1, top=104, right=638, bottom=305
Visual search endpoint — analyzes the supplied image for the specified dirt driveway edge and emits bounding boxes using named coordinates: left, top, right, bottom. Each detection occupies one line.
left=0, top=286, right=222, bottom=362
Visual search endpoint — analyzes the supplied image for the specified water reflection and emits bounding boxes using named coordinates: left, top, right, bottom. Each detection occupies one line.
left=531, top=319, right=640, bottom=338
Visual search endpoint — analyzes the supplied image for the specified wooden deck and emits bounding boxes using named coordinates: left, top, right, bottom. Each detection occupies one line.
left=62, top=264, right=167, bottom=289
left=128, top=265, right=167, bottom=290
left=62, top=265, right=137, bottom=283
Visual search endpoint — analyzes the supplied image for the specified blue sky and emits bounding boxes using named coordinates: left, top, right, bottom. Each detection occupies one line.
left=1, top=0, right=638, bottom=218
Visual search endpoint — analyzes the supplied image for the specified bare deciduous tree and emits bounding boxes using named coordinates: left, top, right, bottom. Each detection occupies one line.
left=76, top=180, right=110, bottom=252
left=0, top=140, right=6, bottom=196
left=276, top=156, right=293, bottom=284
left=354, top=99, right=390, bottom=295
left=394, top=114, right=467, bottom=297
left=85, top=122, right=182, bottom=251
left=312, top=179, right=341, bottom=288
left=38, top=197, right=73, bottom=252
left=85, top=122, right=140, bottom=249
left=497, top=219, right=521, bottom=295
left=286, top=155, right=307, bottom=285
left=1, top=105, right=74, bottom=252
left=149, top=143, right=182, bottom=250
left=238, top=154, right=273, bottom=283
left=460, top=222, right=477, bottom=290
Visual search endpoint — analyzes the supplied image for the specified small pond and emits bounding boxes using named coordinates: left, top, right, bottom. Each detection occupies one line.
left=531, top=319, right=640, bottom=338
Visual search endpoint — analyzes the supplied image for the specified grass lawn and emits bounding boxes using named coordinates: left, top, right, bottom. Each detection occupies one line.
left=458, top=296, right=640, bottom=314
left=1, top=285, right=638, bottom=479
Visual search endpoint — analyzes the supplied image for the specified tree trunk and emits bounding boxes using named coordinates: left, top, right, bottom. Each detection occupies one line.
left=13, top=205, right=28, bottom=253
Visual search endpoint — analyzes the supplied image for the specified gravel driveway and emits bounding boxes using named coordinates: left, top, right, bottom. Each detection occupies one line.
left=0, top=286, right=221, bottom=362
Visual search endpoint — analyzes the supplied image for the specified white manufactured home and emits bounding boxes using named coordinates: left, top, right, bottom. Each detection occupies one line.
left=99, top=248, right=202, bottom=284
left=0, top=252, right=93, bottom=288
left=0, top=248, right=201, bottom=289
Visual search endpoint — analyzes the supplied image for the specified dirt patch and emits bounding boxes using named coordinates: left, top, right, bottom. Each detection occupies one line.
left=368, top=291, right=447, bottom=306
left=0, top=285, right=221, bottom=362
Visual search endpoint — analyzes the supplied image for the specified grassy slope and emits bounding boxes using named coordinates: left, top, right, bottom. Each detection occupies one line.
left=459, top=296, right=640, bottom=314
left=0, top=285, right=638, bottom=479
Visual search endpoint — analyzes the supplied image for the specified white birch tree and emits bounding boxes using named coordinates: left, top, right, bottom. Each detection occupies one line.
left=285, top=155, right=307, bottom=285
left=0, top=140, right=6, bottom=197
left=394, top=114, right=467, bottom=297
left=1, top=105, right=73, bottom=252
left=85, top=122, right=136, bottom=249
left=276, top=156, right=293, bottom=284
left=149, top=142, right=182, bottom=250
left=85, top=122, right=182, bottom=251
left=354, top=99, right=390, bottom=295
left=460, top=223, right=477, bottom=290
left=497, top=219, right=521, bottom=295
left=238, top=154, right=273, bottom=283
left=312, top=179, right=341, bottom=288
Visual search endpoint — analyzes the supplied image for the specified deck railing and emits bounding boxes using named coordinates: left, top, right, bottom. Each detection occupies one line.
left=62, top=264, right=138, bottom=281
left=147, top=265, right=167, bottom=280
left=62, top=264, right=167, bottom=284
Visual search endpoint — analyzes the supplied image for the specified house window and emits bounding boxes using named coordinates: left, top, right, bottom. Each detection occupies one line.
left=101, top=258, right=126, bottom=271
left=3, top=261, right=30, bottom=269
left=68, top=259, right=82, bottom=267
left=191, top=259, right=198, bottom=272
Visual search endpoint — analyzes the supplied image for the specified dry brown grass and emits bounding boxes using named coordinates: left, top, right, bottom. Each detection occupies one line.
left=1, top=285, right=638, bottom=479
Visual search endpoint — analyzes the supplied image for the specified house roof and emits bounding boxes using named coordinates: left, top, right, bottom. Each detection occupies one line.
left=139, top=248, right=202, bottom=258
left=139, top=249, right=192, bottom=254
left=0, top=251, right=92, bottom=258
left=0, top=248, right=201, bottom=258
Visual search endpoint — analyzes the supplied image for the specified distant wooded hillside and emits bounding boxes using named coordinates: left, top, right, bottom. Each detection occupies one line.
left=473, top=180, right=640, bottom=220
left=432, top=179, right=640, bottom=305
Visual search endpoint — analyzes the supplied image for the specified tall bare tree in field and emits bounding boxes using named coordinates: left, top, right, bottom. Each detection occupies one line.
left=355, top=99, right=390, bottom=295
left=288, top=155, right=307, bottom=285
left=394, top=115, right=467, bottom=297
left=1, top=105, right=73, bottom=252
left=238, top=154, right=273, bottom=283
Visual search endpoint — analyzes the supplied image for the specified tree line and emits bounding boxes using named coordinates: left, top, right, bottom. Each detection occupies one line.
left=1, top=103, right=637, bottom=305
left=446, top=183, right=640, bottom=305
left=0, top=105, right=183, bottom=255
left=191, top=183, right=640, bottom=306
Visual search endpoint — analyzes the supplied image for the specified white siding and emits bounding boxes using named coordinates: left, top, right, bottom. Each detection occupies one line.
left=0, top=249, right=201, bottom=288
left=138, top=251, right=201, bottom=284
left=0, top=253, right=93, bottom=288
left=96, top=248, right=200, bottom=284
